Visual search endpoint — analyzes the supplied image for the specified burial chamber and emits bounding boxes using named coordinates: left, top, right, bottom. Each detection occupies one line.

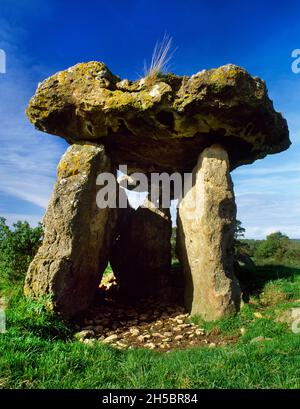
left=24, top=62, right=290, bottom=320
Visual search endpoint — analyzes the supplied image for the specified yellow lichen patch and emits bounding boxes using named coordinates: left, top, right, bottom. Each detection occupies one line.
left=57, top=145, right=96, bottom=178
left=210, top=65, right=243, bottom=86
left=97, top=89, right=155, bottom=111
left=57, top=155, right=80, bottom=178
left=74, top=61, right=107, bottom=74
left=101, top=89, right=139, bottom=109
left=57, top=71, right=67, bottom=84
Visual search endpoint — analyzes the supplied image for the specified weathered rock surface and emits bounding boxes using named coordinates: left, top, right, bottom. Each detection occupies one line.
left=177, top=144, right=241, bottom=320
left=74, top=329, right=95, bottom=341
left=110, top=197, right=172, bottom=299
left=24, top=143, right=117, bottom=317
left=277, top=307, right=300, bottom=329
left=27, top=62, right=290, bottom=174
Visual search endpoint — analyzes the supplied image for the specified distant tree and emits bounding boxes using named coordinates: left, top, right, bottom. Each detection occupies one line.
left=233, top=220, right=249, bottom=256
left=255, top=231, right=290, bottom=261
left=234, top=220, right=246, bottom=240
left=242, top=239, right=261, bottom=258
left=0, top=218, right=43, bottom=284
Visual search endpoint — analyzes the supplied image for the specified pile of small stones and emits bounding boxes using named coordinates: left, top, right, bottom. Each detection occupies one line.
left=73, top=278, right=237, bottom=352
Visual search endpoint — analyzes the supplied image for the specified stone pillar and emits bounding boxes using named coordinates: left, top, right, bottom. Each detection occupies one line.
left=110, top=196, right=172, bottom=299
left=24, top=143, right=117, bottom=317
left=177, top=144, right=241, bottom=320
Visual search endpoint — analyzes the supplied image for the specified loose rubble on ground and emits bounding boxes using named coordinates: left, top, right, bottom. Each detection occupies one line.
left=73, top=274, right=238, bottom=352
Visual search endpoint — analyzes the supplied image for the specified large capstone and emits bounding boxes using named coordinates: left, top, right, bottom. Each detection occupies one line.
left=27, top=62, right=290, bottom=174
left=177, top=144, right=241, bottom=320
left=24, top=143, right=117, bottom=317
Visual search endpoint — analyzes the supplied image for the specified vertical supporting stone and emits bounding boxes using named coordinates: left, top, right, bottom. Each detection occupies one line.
left=177, top=144, right=241, bottom=320
left=24, top=143, right=117, bottom=317
left=110, top=196, right=172, bottom=299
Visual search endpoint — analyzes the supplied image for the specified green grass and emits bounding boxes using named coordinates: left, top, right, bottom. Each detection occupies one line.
left=1, top=262, right=300, bottom=389
left=102, top=263, right=113, bottom=276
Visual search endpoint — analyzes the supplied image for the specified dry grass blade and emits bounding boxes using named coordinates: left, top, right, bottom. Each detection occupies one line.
left=144, top=34, right=176, bottom=83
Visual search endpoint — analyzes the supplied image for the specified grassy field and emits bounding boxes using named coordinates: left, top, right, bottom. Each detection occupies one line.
left=1, top=262, right=300, bottom=389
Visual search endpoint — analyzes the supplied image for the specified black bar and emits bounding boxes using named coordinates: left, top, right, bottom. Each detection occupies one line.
left=0, top=389, right=299, bottom=407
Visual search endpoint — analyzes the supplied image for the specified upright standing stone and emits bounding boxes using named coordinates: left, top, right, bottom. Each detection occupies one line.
left=110, top=196, right=172, bottom=299
left=24, top=143, right=117, bottom=317
left=177, top=144, right=241, bottom=320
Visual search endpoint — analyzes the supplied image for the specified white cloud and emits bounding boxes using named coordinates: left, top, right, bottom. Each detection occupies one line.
left=234, top=163, right=300, bottom=176
left=0, top=21, right=66, bottom=216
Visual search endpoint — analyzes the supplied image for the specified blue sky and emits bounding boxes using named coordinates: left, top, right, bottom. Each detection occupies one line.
left=0, top=0, right=300, bottom=238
